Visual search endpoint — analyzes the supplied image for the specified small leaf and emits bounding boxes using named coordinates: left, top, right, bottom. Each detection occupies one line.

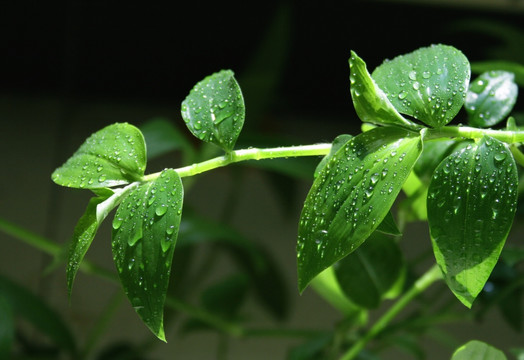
left=372, top=44, right=471, bottom=128
left=181, top=70, right=245, bottom=152
left=472, top=61, right=524, bottom=87
left=466, top=71, right=518, bottom=128
left=427, top=136, right=518, bottom=307
left=67, top=187, right=134, bottom=297
left=297, top=126, right=422, bottom=291
left=52, top=123, right=147, bottom=189
left=334, top=232, right=405, bottom=308
left=349, top=51, right=418, bottom=130
left=452, top=340, right=507, bottom=360
left=0, top=275, right=77, bottom=355
left=112, top=169, right=183, bottom=341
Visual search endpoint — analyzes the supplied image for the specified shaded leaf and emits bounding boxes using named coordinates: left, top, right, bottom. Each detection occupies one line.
left=452, top=340, right=506, bottom=360
left=112, top=169, right=183, bottom=341
left=372, top=44, right=470, bottom=128
left=287, top=333, right=333, bottom=360
left=0, top=295, right=13, bottom=359
left=52, top=123, right=146, bottom=188
left=427, top=136, right=518, bottom=307
left=181, top=70, right=245, bottom=152
left=334, top=232, right=405, bottom=308
left=466, top=71, right=518, bottom=128
left=140, top=117, right=195, bottom=161
left=376, top=211, right=401, bottom=236
left=349, top=51, right=418, bottom=129
left=178, top=213, right=288, bottom=319
left=414, top=139, right=465, bottom=184
left=201, top=273, right=249, bottom=318
left=297, top=126, right=422, bottom=291
left=0, top=275, right=77, bottom=355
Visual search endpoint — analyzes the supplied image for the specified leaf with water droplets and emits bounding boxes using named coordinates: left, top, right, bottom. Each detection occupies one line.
left=349, top=51, right=419, bottom=130
left=181, top=70, right=245, bottom=152
left=465, top=71, right=518, bottom=128
left=372, top=44, right=471, bottom=128
left=314, top=134, right=353, bottom=178
left=297, top=126, right=422, bottom=292
left=451, top=340, right=507, bottom=360
left=51, top=123, right=147, bottom=189
left=427, top=136, right=518, bottom=308
left=66, top=187, right=134, bottom=298
left=112, top=169, right=183, bottom=341
left=334, top=232, right=405, bottom=308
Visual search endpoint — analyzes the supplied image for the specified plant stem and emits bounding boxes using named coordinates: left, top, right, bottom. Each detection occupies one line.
left=0, top=217, right=61, bottom=256
left=142, top=143, right=332, bottom=181
left=426, top=126, right=524, bottom=143
left=339, top=264, right=442, bottom=360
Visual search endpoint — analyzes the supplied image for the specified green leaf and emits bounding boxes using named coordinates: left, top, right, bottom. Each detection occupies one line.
left=466, top=71, right=518, bottom=128
left=334, top=232, right=405, bottom=308
left=349, top=51, right=418, bottom=130
left=52, top=123, right=147, bottom=189
left=427, top=136, right=518, bottom=307
left=112, top=169, right=183, bottom=341
left=0, top=295, right=13, bottom=359
left=67, top=187, right=133, bottom=297
left=297, top=126, right=423, bottom=291
left=0, top=275, right=77, bottom=355
left=414, top=139, right=468, bottom=185
left=181, top=70, right=245, bottom=152
left=452, top=340, right=506, bottom=360
left=472, top=61, right=524, bottom=87
left=315, top=134, right=353, bottom=178
left=372, top=44, right=471, bottom=128
left=376, top=211, right=401, bottom=236
left=140, top=117, right=196, bottom=161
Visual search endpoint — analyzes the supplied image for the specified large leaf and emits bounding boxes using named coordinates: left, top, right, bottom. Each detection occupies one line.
left=0, top=275, right=77, bottom=356
left=112, top=169, right=183, bottom=341
left=334, top=232, right=405, bottom=308
left=372, top=44, right=471, bottom=128
left=181, top=70, right=245, bottom=152
left=452, top=340, right=507, bottom=360
left=466, top=71, right=518, bottom=128
left=52, top=123, right=147, bottom=189
left=297, top=126, right=423, bottom=291
left=349, top=51, right=418, bottom=130
left=427, top=136, right=518, bottom=307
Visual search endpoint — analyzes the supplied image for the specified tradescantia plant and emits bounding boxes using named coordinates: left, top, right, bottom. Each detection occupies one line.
left=50, top=44, right=524, bottom=358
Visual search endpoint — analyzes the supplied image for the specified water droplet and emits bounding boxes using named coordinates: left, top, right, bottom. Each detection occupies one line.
left=412, top=81, right=420, bottom=90
left=398, top=90, right=408, bottom=100
left=408, top=70, right=417, bottom=81
left=112, top=217, right=123, bottom=230
left=156, top=205, right=168, bottom=216
left=98, top=174, right=106, bottom=182
left=422, top=71, right=431, bottom=79
left=494, top=152, right=507, bottom=162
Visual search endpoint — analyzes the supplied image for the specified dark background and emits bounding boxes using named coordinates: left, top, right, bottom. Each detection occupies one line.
left=1, top=1, right=524, bottom=359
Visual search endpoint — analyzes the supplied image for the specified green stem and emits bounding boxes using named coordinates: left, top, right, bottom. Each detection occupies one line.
left=143, top=143, right=332, bottom=181
left=0, top=218, right=61, bottom=256
left=426, top=126, right=524, bottom=143
left=339, top=264, right=442, bottom=360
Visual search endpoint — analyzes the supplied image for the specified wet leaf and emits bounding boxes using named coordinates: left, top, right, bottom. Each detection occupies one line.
left=334, top=232, right=405, bottom=308
left=181, top=70, right=245, bottom=152
left=466, top=71, right=518, bottom=128
left=472, top=61, right=524, bottom=87
left=314, top=134, right=353, bottom=178
left=427, top=136, right=518, bottom=307
left=349, top=51, right=418, bottom=130
left=452, top=340, right=506, bottom=360
left=112, top=169, right=183, bottom=341
left=52, top=123, right=146, bottom=189
left=372, top=44, right=471, bottom=128
left=297, top=126, right=422, bottom=291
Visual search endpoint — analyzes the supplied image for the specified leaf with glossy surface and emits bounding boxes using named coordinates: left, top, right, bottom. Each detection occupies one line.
left=472, top=61, right=524, bottom=87
left=372, top=44, right=471, bottom=128
left=0, top=275, right=77, bottom=355
left=427, top=136, right=518, bottom=307
left=349, top=51, right=418, bottom=129
left=315, top=134, right=353, bottom=178
left=452, top=340, right=506, bottom=360
left=181, top=70, right=245, bottom=152
left=334, top=232, right=405, bottom=308
left=466, top=71, right=518, bottom=128
left=297, top=126, right=422, bottom=291
left=112, top=169, right=183, bottom=341
left=52, top=123, right=146, bottom=189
